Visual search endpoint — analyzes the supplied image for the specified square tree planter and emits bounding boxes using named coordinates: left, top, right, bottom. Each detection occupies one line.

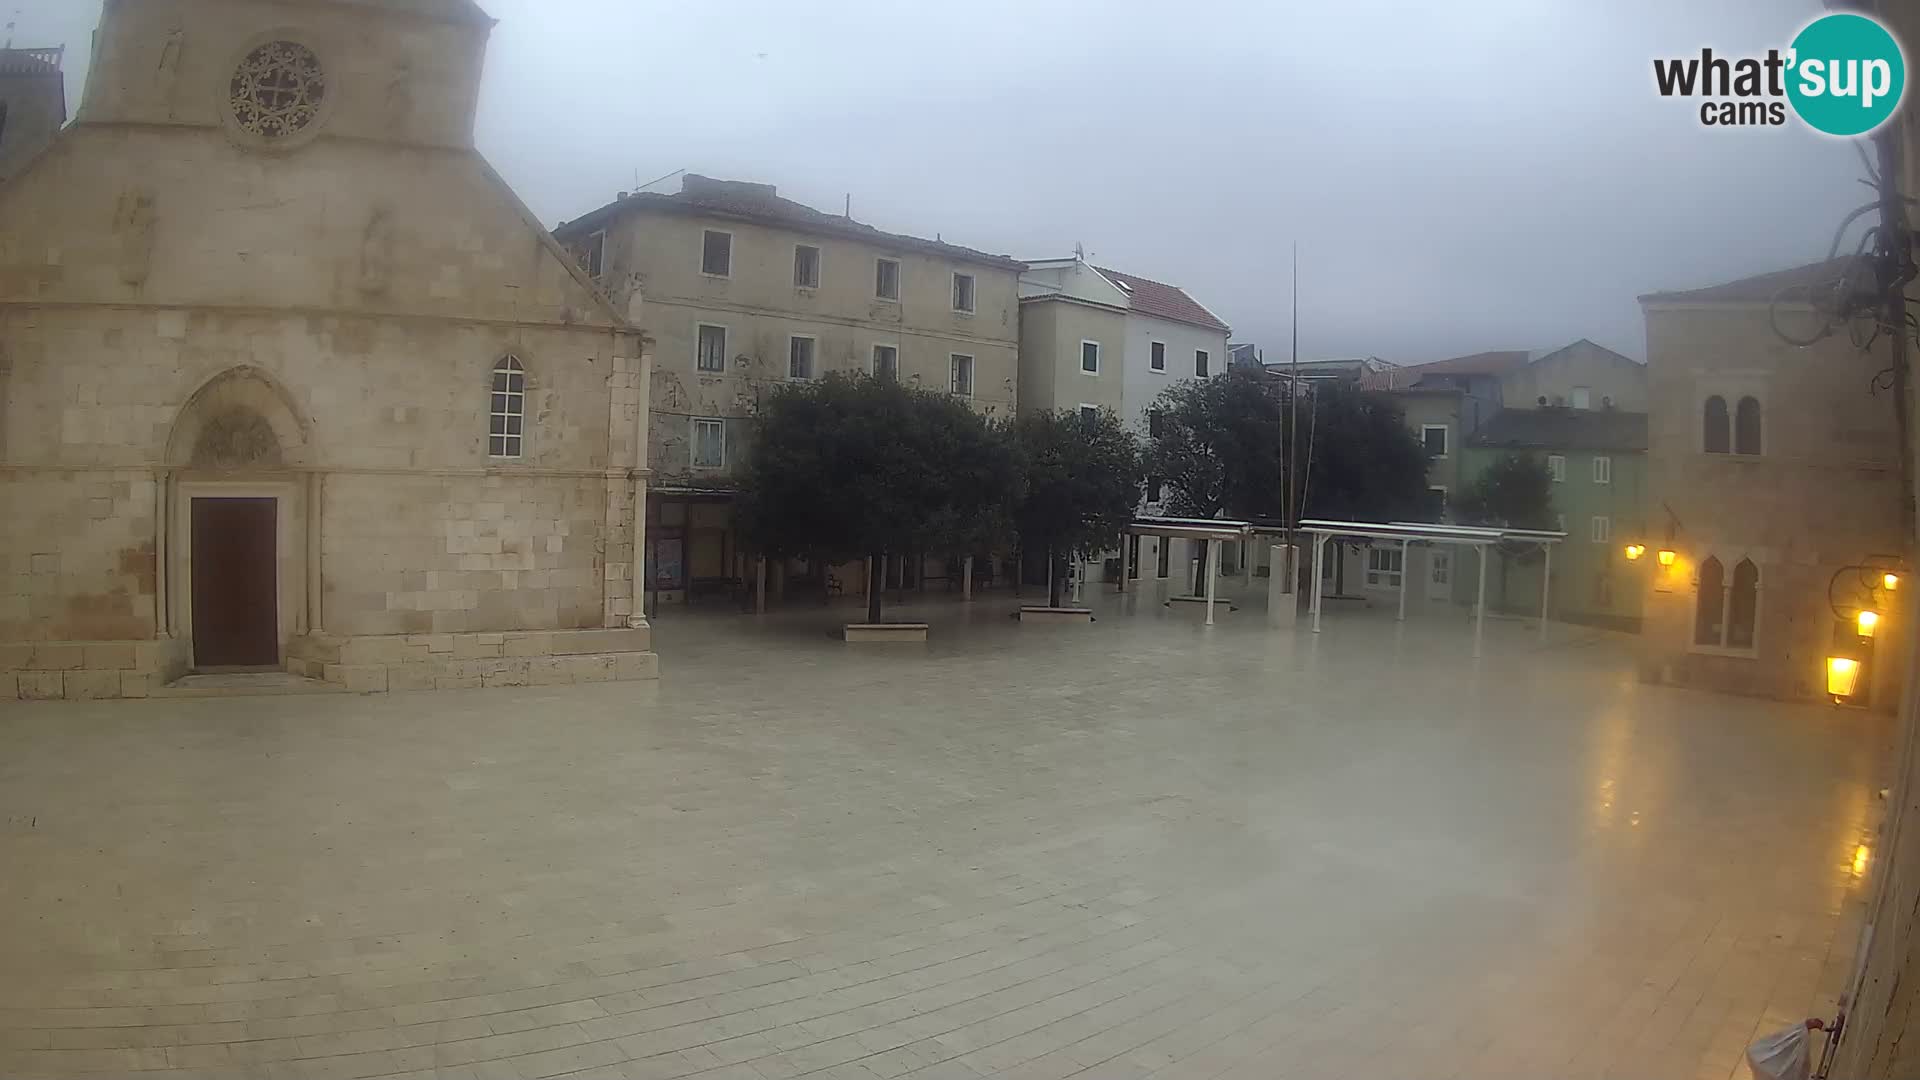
left=1018, top=607, right=1094, bottom=624
left=843, top=623, right=929, bottom=642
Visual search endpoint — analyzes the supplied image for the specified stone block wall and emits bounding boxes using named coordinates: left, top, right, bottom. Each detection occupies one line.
left=0, top=469, right=158, bottom=642
left=320, top=472, right=610, bottom=638
left=1, top=637, right=188, bottom=700
left=287, top=627, right=655, bottom=692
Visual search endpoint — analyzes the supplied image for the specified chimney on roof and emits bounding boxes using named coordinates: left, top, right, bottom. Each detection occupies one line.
left=615, top=191, right=628, bottom=201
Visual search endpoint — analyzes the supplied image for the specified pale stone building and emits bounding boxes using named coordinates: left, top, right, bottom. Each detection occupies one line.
left=0, top=0, right=658, bottom=699
left=0, top=45, right=65, bottom=180
left=1637, top=260, right=1904, bottom=707
left=1018, top=255, right=1232, bottom=588
left=553, top=175, right=1023, bottom=608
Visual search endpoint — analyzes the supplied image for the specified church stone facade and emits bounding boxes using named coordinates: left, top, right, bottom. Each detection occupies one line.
left=0, top=0, right=659, bottom=698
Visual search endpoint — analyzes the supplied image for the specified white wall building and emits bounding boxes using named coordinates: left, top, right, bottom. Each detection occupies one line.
left=1018, top=256, right=1232, bottom=594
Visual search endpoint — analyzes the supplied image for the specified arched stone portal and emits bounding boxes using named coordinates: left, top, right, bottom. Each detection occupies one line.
left=162, top=367, right=313, bottom=670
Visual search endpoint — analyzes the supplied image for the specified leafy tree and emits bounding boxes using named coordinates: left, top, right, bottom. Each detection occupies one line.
left=1297, top=386, right=1435, bottom=523
left=1010, top=408, right=1142, bottom=607
left=1453, top=453, right=1554, bottom=530
left=1144, top=368, right=1286, bottom=521
left=1453, top=452, right=1556, bottom=607
left=735, top=373, right=1019, bottom=623
left=1144, top=368, right=1285, bottom=590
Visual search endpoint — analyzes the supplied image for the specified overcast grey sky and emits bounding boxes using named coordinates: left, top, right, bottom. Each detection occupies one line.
left=28, top=0, right=1870, bottom=363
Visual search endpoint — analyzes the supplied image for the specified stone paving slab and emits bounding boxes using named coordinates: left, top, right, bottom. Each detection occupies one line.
left=0, top=590, right=1890, bottom=1078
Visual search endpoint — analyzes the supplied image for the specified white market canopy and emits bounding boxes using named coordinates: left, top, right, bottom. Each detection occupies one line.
left=1293, top=518, right=1568, bottom=656
left=1119, top=517, right=1255, bottom=625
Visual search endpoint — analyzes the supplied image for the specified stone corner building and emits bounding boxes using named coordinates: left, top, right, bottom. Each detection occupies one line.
left=0, top=0, right=659, bottom=699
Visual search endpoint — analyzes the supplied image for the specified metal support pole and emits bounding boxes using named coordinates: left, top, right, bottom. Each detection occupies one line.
left=754, top=556, right=767, bottom=614
left=962, top=555, right=974, bottom=601
left=1204, top=535, right=1221, bottom=626
left=1311, top=534, right=1326, bottom=633
left=1118, top=541, right=1128, bottom=594
left=1539, top=544, right=1551, bottom=640
left=1474, top=544, right=1488, bottom=658
left=1397, top=539, right=1409, bottom=622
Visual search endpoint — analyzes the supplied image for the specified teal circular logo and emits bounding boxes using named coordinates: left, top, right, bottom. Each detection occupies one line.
left=1787, top=13, right=1906, bottom=136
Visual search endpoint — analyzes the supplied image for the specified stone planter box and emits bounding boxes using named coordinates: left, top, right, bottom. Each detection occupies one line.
left=1018, top=607, right=1094, bottom=623
left=1166, top=595, right=1237, bottom=613
left=843, top=623, right=929, bottom=643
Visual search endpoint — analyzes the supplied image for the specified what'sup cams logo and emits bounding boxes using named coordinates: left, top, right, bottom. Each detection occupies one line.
left=1655, top=12, right=1906, bottom=136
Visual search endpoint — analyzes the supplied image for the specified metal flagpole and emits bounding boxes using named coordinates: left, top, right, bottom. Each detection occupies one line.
left=1285, top=242, right=1300, bottom=575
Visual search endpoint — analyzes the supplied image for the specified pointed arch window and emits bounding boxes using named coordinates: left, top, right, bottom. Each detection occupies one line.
left=489, top=356, right=525, bottom=458
left=1703, top=396, right=1730, bottom=454
left=1694, top=556, right=1724, bottom=645
left=1694, top=553, right=1761, bottom=652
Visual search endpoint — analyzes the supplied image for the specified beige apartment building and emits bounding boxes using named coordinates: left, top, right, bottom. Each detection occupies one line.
left=554, top=175, right=1023, bottom=608
left=0, top=0, right=658, bottom=699
left=1637, top=260, right=1905, bottom=708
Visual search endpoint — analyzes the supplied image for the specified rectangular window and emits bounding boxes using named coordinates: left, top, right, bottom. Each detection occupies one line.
left=949, top=353, right=973, bottom=396
left=1148, top=409, right=1165, bottom=438
left=1555, top=513, right=1567, bottom=532
left=1365, top=546, right=1404, bottom=590
left=701, top=230, right=732, bottom=277
left=1429, top=485, right=1447, bottom=515
left=1571, top=386, right=1591, bottom=410
left=1150, top=341, right=1166, bottom=372
left=875, top=258, right=900, bottom=301
left=1079, top=404, right=1099, bottom=424
left=1156, top=539, right=1170, bottom=578
left=1592, top=455, right=1612, bottom=484
left=696, top=323, right=727, bottom=373
left=489, top=359, right=525, bottom=459
left=1590, top=515, right=1611, bottom=544
left=872, top=344, right=899, bottom=381
left=1195, top=350, right=1210, bottom=377
left=1081, top=340, right=1101, bottom=374
left=1422, top=424, right=1449, bottom=458
left=1547, top=454, right=1566, bottom=482
left=1147, top=475, right=1164, bottom=503
left=951, top=272, right=975, bottom=313
left=788, top=336, right=815, bottom=380
left=793, top=245, right=820, bottom=289
left=691, top=418, right=726, bottom=469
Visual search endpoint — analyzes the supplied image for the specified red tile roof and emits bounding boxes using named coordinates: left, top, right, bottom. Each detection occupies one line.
left=1093, top=267, right=1230, bottom=333
left=1412, top=350, right=1531, bottom=376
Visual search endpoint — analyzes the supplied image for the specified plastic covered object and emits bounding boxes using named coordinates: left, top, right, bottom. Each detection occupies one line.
left=1746, top=1024, right=1811, bottom=1080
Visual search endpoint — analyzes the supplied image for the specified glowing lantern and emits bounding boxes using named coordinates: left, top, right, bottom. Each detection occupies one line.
left=1858, top=610, right=1880, bottom=638
left=1623, top=544, right=1645, bottom=561
left=1884, top=572, right=1901, bottom=591
left=1656, top=549, right=1677, bottom=567
left=1828, top=656, right=1862, bottom=698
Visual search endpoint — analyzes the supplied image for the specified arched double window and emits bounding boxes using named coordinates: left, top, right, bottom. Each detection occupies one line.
left=1703, top=395, right=1761, bottom=455
left=489, top=356, right=525, bottom=458
left=1694, top=555, right=1759, bottom=650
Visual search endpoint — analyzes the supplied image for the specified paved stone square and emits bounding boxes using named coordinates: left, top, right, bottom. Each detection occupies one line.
left=0, top=589, right=1891, bottom=1079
